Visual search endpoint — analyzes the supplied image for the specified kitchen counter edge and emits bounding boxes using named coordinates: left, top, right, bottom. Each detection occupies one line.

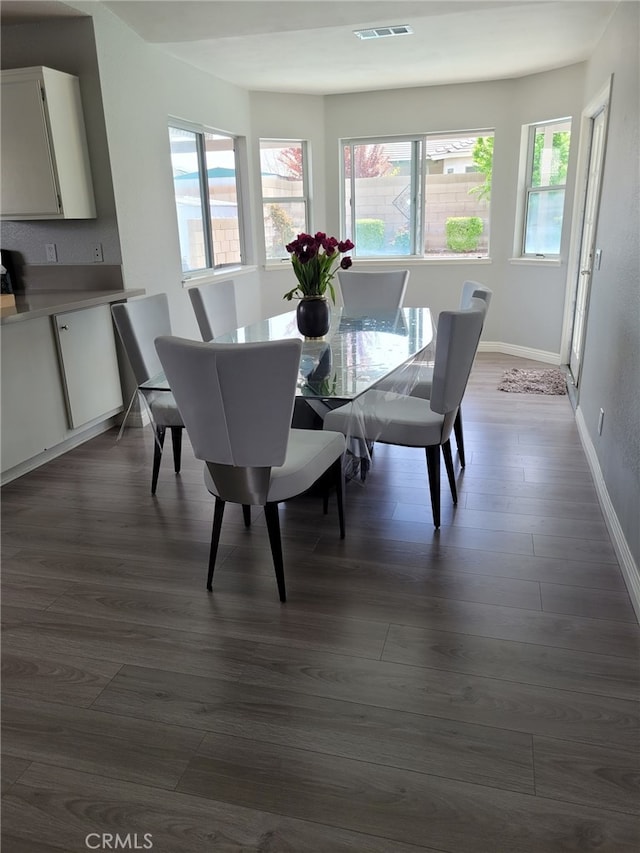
left=0, top=289, right=146, bottom=325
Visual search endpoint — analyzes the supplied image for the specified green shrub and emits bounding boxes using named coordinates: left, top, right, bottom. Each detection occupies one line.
left=355, top=219, right=385, bottom=254
left=445, top=217, right=483, bottom=252
left=268, top=204, right=295, bottom=258
left=390, top=226, right=410, bottom=254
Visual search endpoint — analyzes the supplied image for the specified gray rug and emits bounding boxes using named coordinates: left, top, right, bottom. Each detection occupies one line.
left=498, top=367, right=567, bottom=395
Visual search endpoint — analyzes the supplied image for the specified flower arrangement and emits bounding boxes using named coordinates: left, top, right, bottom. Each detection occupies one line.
left=283, top=232, right=354, bottom=304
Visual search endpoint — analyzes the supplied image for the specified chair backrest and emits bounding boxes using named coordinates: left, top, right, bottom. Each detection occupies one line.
left=460, top=280, right=492, bottom=312
left=155, top=336, right=301, bottom=469
left=111, top=293, right=172, bottom=384
left=338, top=270, right=409, bottom=315
left=188, top=279, right=237, bottom=341
left=430, top=307, right=485, bottom=416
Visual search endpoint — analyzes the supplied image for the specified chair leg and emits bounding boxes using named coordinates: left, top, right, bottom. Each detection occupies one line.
left=207, top=497, right=225, bottom=591
left=242, top=505, right=251, bottom=527
left=453, top=407, right=466, bottom=468
left=442, top=439, right=458, bottom=504
left=334, top=456, right=346, bottom=539
left=264, top=502, right=286, bottom=603
left=171, top=426, right=183, bottom=473
left=321, top=458, right=345, bottom=537
left=425, top=445, right=441, bottom=529
left=151, top=426, right=166, bottom=495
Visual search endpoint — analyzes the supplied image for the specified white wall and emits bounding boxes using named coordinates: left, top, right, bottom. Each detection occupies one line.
left=576, top=1, right=640, bottom=574
left=499, top=64, right=585, bottom=355
left=84, top=3, right=264, bottom=338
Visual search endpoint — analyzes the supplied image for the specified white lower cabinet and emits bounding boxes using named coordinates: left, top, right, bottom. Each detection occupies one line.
left=53, top=304, right=123, bottom=428
left=1, top=304, right=123, bottom=479
left=1, top=316, right=69, bottom=472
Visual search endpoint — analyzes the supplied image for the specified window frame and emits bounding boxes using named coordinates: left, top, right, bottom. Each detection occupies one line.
left=343, top=135, right=425, bottom=259
left=259, top=138, right=311, bottom=263
left=168, top=119, right=246, bottom=279
left=520, top=117, right=572, bottom=259
left=340, top=129, right=494, bottom=261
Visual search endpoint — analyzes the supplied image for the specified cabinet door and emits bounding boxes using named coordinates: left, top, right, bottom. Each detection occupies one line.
left=54, top=305, right=123, bottom=429
left=0, top=78, right=60, bottom=217
left=1, top=317, right=69, bottom=472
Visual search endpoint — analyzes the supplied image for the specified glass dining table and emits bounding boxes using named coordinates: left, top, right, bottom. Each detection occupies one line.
left=138, top=305, right=434, bottom=478
left=141, top=305, right=434, bottom=408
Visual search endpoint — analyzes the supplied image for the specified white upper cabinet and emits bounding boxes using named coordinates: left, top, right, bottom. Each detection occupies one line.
left=1, top=66, right=96, bottom=220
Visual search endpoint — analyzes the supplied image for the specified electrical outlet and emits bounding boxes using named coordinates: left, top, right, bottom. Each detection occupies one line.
left=45, top=243, right=58, bottom=263
left=598, top=408, right=605, bottom=435
left=93, top=243, right=103, bottom=262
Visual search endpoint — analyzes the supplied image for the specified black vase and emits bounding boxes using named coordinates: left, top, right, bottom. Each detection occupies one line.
left=296, top=297, right=330, bottom=338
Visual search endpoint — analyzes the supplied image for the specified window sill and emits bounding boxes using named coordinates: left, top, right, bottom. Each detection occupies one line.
left=181, top=265, right=258, bottom=287
left=396, top=256, right=492, bottom=265
left=264, top=261, right=291, bottom=271
left=352, top=258, right=492, bottom=268
left=265, top=257, right=493, bottom=271
left=509, top=257, right=562, bottom=266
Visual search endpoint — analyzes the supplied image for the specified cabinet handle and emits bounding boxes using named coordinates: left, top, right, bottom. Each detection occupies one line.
left=59, top=324, right=69, bottom=331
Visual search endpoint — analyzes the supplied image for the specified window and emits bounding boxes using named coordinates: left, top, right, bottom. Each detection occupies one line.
left=259, top=139, right=309, bottom=260
left=521, top=118, right=571, bottom=256
left=169, top=124, right=244, bottom=274
left=342, top=130, right=494, bottom=259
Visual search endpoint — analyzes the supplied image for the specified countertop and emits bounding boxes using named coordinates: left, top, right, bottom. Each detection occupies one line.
left=0, top=288, right=145, bottom=325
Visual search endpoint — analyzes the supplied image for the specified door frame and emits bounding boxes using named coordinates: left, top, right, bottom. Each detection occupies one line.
left=560, top=74, right=613, bottom=391
left=560, top=76, right=613, bottom=385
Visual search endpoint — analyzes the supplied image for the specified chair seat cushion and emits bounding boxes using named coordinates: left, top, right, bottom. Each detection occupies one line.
left=204, top=429, right=345, bottom=504
left=323, top=390, right=445, bottom=448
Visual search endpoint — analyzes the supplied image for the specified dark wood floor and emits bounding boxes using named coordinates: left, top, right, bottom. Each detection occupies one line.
left=2, top=354, right=639, bottom=852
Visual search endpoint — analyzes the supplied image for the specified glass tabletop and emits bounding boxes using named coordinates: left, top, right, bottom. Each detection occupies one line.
left=141, top=306, right=433, bottom=401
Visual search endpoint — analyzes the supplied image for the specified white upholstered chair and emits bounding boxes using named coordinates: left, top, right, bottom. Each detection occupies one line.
left=323, top=304, right=485, bottom=529
left=338, top=269, right=409, bottom=315
left=375, top=281, right=492, bottom=467
left=111, top=294, right=183, bottom=494
left=188, top=278, right=238, bottom=341
left=155, top=336, right=346, bottom=602
left=336, top=269, right=410, bottom=478
left=459, top=280, right=492, bottom=314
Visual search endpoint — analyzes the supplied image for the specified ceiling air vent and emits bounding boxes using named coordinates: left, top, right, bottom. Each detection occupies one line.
left=353, top=25, right=414, bottom=40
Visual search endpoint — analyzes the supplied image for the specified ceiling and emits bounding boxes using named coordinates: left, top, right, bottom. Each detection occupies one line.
left=1, top=0, right=618, bottom=95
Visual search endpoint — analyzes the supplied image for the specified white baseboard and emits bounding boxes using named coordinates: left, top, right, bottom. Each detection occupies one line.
left=1, top=401, right=152, bottom=486
left=478, top=341, right=561, bottom=365
left=1, top=417, right=121, bottom=486
left=575, top=407, right=640, bottom=622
